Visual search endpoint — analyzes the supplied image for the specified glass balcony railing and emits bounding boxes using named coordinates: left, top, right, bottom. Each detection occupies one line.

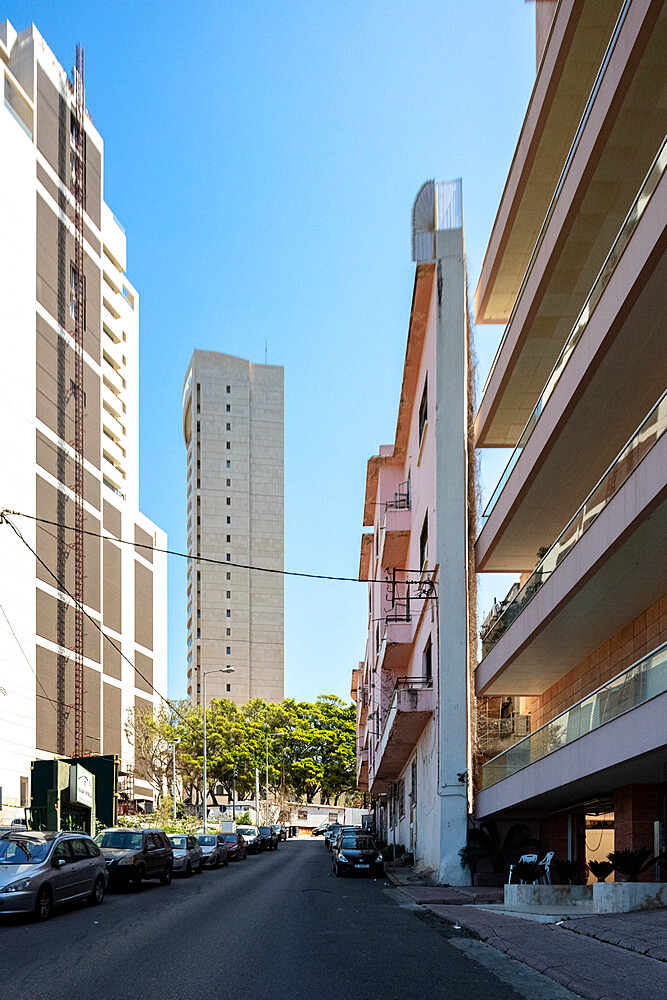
left=481, top=136, right=667, bottom=529
left=480, top=391, right=667, bottom=656
left=481, top=643, right=667, bottom=789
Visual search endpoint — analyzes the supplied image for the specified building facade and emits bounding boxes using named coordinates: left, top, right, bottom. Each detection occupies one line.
left=473, top=0, right=666, bottom=872
left=353, top=180, right=473, bottom=882
left=0, top=22, right=167, bottom=821
left=182, top=351, right=284, bottom=707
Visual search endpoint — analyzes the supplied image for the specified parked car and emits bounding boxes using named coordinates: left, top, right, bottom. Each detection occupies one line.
left=273, top=824, right=287, bottom=842
left=220, top=831, right=247, bottom=861
left=0, top=829, right=108, bottom=921
left=332, top=825, right=362, bottom=852
left=167, top=834, right=203, bottom=876
left=197, top=833, right=229, bottom=868
left=332, top=832, right=384, bottom=877
left=258, top=826, right=278, bottom=851
left=237, top=825, right=262, bottom=854
left=94, top=827, right=173, bottom=889
left=312, top=820, right=328, bottom=837
left=324, top=823, right=341, bottom=851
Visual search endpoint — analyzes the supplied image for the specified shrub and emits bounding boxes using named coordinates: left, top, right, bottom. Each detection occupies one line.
left=511, top=859, right=544, bottom=884
left=552, top=858, right=586, bottom=885
left=607, top=847, right=666, bottom=882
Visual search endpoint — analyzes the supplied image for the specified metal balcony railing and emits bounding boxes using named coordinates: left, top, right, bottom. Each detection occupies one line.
left=481, top=136, right=667, bottom=529
left=394, top=676, right=432, bottom=691
left=480, top=391, right=667, bottom=656
left=482, top=643, right=667, bottom=789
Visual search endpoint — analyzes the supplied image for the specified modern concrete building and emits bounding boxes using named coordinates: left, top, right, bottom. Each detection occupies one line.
left=0, top=21, right=167, bottom=822
left=182, top=351, right=284, bottom=707
left=352, top=180, right=474, bottom=883
left=473, top=0, right=666, bottom=873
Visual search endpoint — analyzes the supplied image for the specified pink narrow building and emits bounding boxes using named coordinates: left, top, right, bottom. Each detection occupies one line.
left=353, top=181, right=474, bottom=882
left=473, top=0, right=666, bottom=876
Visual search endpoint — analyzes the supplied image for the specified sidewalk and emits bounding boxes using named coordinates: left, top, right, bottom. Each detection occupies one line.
left=385, top=870, right=667, bottom=1000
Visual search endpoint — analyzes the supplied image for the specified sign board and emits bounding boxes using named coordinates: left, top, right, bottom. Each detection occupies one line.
left=69, top=765, right=94, bottom=808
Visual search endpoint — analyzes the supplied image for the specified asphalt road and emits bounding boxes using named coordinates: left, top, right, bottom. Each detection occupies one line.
left=0, top=838, right=556, bottom=1000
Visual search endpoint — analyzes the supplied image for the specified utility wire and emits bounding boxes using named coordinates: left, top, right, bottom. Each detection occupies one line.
left=2, top=510, right=435, bottom=589
left=1, top=513, right=192, bottom=728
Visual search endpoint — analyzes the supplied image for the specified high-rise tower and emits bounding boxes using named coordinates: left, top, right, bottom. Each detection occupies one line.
left=183, top=351, right=284, bottom=706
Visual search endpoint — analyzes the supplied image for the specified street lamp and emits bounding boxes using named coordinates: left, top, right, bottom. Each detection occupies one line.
left=202, top=666, right=235, bottom=833
left=169, top=738, right=181, bottom=821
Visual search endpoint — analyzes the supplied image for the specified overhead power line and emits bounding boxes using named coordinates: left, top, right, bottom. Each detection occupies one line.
left=1, top=509, right=436, bottom=589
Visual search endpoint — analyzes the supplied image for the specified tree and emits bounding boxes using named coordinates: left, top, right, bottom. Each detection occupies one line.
left=124, top=702, right=180, bottom=804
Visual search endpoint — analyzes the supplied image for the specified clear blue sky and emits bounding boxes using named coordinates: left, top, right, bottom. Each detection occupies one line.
left=8, top=1, right=531, bottom=702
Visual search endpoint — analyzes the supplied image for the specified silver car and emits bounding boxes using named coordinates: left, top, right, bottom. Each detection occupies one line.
left=0, top=830, right=108, bottom=920
left=167, top=834, right=203, bottom=876
left=197, top=833, right=229, bottom=868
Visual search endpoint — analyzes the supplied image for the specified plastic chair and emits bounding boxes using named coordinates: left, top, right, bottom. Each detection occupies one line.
left=539, top=851, right=554, bottom=885
left=507, top=853, right=538, bottom=884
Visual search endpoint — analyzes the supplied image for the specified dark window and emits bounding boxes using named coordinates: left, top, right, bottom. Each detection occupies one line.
left=226, top=441, right=231, bottom=450
left=226, top=517, right=231, bottom=525
left=226, top=404, right=230, bottom=412
left=226, top=590, right=231, bottom=599
left=70, top=838, right=89, bottom=860
left=424, top=639, right=432, bottom=684
left=226, top=385, right=231, bottom=393
left=226, top=535, right=231, bottom=543
left=418, top=377, right=428, bottom=443
left=54, top=841, right=72, bottom=863
left=226, top=498, right=231, bottom=506
left=85, top=840, right=101, bottom=857
left=20, top=776, right=28, bottom=807
left=226, top=423, right=231, bottom=431
left=226, top=646, right=231, bottom=655
left=420, top=512, right=428, bottom=568
left=226, top=628, right=231, bottom=636
left=226, top=610, right=231, bottom=618
left=226, top=684, right=231, bottom=693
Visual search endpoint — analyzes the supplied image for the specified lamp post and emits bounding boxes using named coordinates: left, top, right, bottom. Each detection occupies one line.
left=170, top=737, right=181, bottom=820
left=202, top=666, right=235, bottom=833
left=232, top=767, right=237, bottom=820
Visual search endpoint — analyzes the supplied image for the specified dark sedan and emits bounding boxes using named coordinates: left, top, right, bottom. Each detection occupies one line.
left=258, top=826, right=278, bottom=851
left=94, top=828, right=173, bottom=888
left=220, top=832, right=247, bottom=862
left=332, top=834, right=384, bottom=877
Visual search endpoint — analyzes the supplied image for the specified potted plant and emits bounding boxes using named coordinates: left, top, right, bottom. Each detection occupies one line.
left=593, top=847, right=667, bottom=914
left=552, top=858, right=586, bottom=885
left=459, top=821, right=540, bottom=886
left=587, top=859, right=614, bottom=883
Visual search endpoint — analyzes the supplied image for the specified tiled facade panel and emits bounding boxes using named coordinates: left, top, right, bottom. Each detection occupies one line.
left=134, top=524, right=153, bottom=563
left=36, top=430, right=100, bottom=509
left=134, top=651, right=153, bottom=696
left=36, top=194, right=101, bottom=364
left=36, top=314, right=100, bottom=468
left=102, top=538, right=121, bottom=633
left=102, top=499, right=121, bottom=538
left=525, top=596, right=667, bottom=729
left=35, top=646, right=101, bottom=754
left=102, top=633, right=122, bottom=680
left=35, top=475, right=101, bottom=613
left=35, top=588, right=100, bottom=663
left=134, top=561, right=153, bottom=651
left=102, top=681, right=122, bottom=756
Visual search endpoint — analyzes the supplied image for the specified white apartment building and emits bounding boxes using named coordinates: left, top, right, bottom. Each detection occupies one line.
left=0, top=21, right=167, bottom=821
left=183, top=351, right=284, bottom=707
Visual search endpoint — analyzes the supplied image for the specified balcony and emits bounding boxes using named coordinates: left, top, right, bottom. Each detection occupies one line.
left=357, top=749, right=369, bottom=791
left=478, top=140, right=667, bottom=561
left=477, top=396, right=667, bottom=696
left=373, top=677, right=434, bottom=784
left=379, top=506, right=411, bottom=571
left=102, top=361, right=124, bottom=398
left=476, top=1, right=666, bottom=447
left=477, top=645, right=667, bottom=818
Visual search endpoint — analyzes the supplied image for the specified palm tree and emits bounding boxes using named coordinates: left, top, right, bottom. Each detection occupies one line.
left=459, top=820, right=540, bottom=879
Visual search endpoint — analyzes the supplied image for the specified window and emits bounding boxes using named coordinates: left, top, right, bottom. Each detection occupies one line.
left=226, top=517, right=231, bottom=525
left=420, top=512, right=428, bottom=569
left=226, top=590, right=231, bottom=599
left=226, top=572, right=231, bottom=580
left=226, top=498, right=231, bottom=506
left=398, top=779, right=405, bottom=820
left=226, top=461, right=230, bottom=468
left=226, top=628, right=231, bottom=636
left=69, top=263, right=87, bottom=329
left=226, top=479, right=231, bottom=487
left=20, top=776, right=28, bottom=807
left=226, top=385, right=230, bottom=393
left=423, top=638, right=432, bottom=685
left=226, top=554, right=231, bottom=562
left=226, top=647, right=231, bottom=655
left=418, top=376, right=428, bottom=443
left=226, top=535, right=231, bottom=543
left=226, top=423, right=231, bottom=431
left=226, top=684, right=231, bottom=693
left=70, top=838, right=88, bottom=859
left=226, top=441, right=231, bottom=450
left=226, top=404, right=230, bottom=412
left=226, top=610, right=231, bottom=618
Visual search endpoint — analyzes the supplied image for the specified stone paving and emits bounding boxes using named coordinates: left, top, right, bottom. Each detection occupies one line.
left=385, top=870, right=667, bottom=1000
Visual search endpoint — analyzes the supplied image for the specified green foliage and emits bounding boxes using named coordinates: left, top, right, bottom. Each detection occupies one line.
left=381, top=843, right=405, bottom=862
left=233, top=811, right=253, bottom=826
left=607, top=847, right=665, bottom=882
left=459, top=821, right=540, bottom=875
left=125, top=694, right=358, bottom=809
left=511, top=860, right=544, bottom=884
left=587, top=859, right=614, bottom=882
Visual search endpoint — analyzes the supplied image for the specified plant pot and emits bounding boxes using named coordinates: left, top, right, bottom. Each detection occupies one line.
left=593, top=882, right=667, bottom=914
left=504, top=884, right=593, bottom=907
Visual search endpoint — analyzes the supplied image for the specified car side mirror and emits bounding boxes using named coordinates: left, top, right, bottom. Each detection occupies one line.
left=53, top=857, right=67, bottom=868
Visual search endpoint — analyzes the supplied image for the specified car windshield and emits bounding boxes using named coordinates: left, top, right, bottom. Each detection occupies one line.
left=94, top=831, right=143, bottom=850
left=0, top=837, right=51, bottom=864
left=341, top=836, right=376, bottom=851
left=259, top=827, right=272, bottom=835
left=328, top=825, right=340, bottom=833
left=222, top=834, right=237, bottom=843
left=198, top=836, right=216, bottom=846
left=168, top=836, right=187, bottom=849
left=237, top=827, right=257, bottom=836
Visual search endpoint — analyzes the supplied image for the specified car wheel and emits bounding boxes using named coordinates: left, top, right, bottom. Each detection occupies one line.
left=160, top=863, right=172, bottom=886
left=196, top=859, right=203, bottom=873
left=34, top=885, right=53, bottom=921
left=130, top=865, right=145, bottom=891
left=224, top=856, right=229, bottom=867
left=89, top=875, right=105, bottom=906
left=335, top=864, right=343, bottom=877
left=185, top=861, right=192, bottom=878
